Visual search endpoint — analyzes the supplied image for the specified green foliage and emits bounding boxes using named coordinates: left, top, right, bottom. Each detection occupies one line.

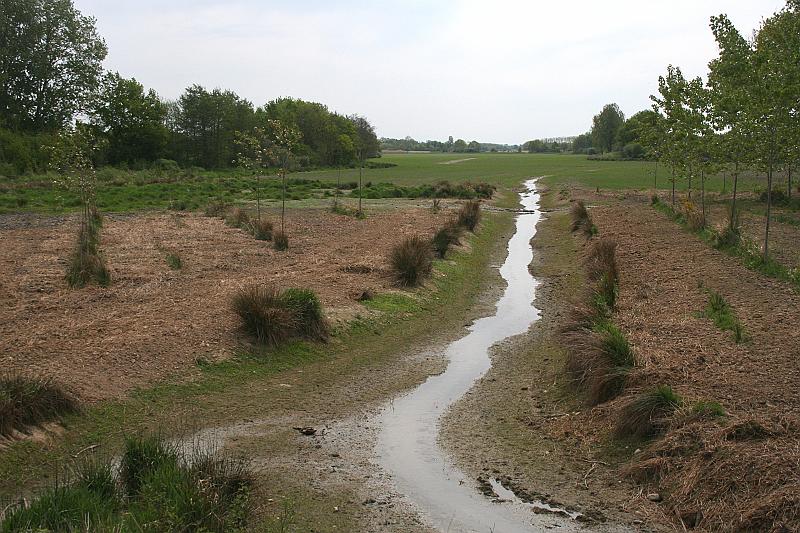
left=280, top=288, right=329, bottom=341
left=166, top=252, right=182, bottom=270
left=390, top=235, right=434, bottom=287
left=585, top=238, right=619, bottom=310
left=701, top=290, right=746, bottom=343
left=456, top=199, right=482, bottom=231
left=4, top=434, right=253, bottom=532
left=692, top=400, right=726, bottom=418
left=615, top=386, right=682, bottom=439
left=591, top=103, right=625, bottom=153
left=0, top=375, right=78, bottom=437
left=0, top=0, right=107, bottom=132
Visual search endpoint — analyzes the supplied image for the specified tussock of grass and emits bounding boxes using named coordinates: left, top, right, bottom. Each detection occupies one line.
left=166, top=252, right=182, bottom=270
left=616, top=385, right=682, bottom=439
left=231, top=284, right=328, bottom=346
left=280, top=288, right=329, bottom=341
left=226, top=207, right=250, bottom=229
left=0, top=375, right=78, bottom=437
left=390, top=235, right=433, bottom=287
left=570, top=200, right=595, bottom=238
left=231, top=285, right=297, bottom=346
left=691, top=400, right=726, bottom=419
left=3, top=434, right=253, bottom=532
left=204, top=201, right=229, bottom=218
left=273, top=230, right=289, bottom=251
left=432, top=219, right=464, bottom=259
left=585, top=238, right=618, bottom=310
left=456, top=199, right=481, bottom=232
left=250, top=218, right=273, bottom=241
left=66, top=222, right=110, bottom=288
left=566, top=322, right=636, bottom=405
left=701, top=290, right=746, bottom=343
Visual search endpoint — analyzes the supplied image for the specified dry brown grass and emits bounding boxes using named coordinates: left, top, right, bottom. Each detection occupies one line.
left=390, top=235, right=433, bottom=287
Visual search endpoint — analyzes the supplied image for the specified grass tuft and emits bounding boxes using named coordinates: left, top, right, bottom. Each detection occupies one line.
left=273, top=230, right=289, bottom=251
left=432, top=219, right=464, bottom=259
left=570, top=200, right=595, bottom=238
left=280, top=288, right=329, bottom=341
left=701, top=290, right=746, bottom=343
left=390, top=235, right=434, bottom=287
left=565, top=322, right=635, bottom=405
left=456, top=199, right=481, bottom=232
left=204, top=201, right=229, bottom=218
left=166, top=252, right=182, bottom=270
left=250, top=218, right=273, bottom=241
left=0, top=375, right=78, bottom=437
left=585, top=238, right=618, bottom=310
left=616, top=385, right=682, bottom=439
left=226, top=207, right=250, bottom=229
left=66, top=222, right=110, bottom=288
left=231, top=285, right=297, bottom=346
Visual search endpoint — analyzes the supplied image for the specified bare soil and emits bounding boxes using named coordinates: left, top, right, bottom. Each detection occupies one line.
left=0, top=206, right=448, bottom=401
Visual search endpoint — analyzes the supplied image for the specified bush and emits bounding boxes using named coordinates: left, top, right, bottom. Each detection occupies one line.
left=273, top=230, right=289, bottom=251
left=682, top=200, right=704, bottom=231
left=4, top=434, right=253, bottom=532
left=226, top=207, right=250, bottom=229
left=585, top=238, right=618, bottom=310
left=390, top=235, right=434, bottom=287
left=615, top=385, right=682, bottom=439
left=204, top=201, right=229, bottom=218
left=570, top=200, right=594, bottom=238
left=456, top=199, right=481, bottom=231
left=66, top=222, right=110, bottom=288
left=760, top=188, right=789, bottom=206
left=231, top=285, right=296, bottom=346
left=567, top=322, right=635, bottom=405
left=250, top=219, right=273, bottom=241
left=280, top=288, right=329, bottom=341
left=166, top=252, right=182, bottom=270
left=432, top=220, right=463, bottom=258
left=0, top=375, right=78, bottom=437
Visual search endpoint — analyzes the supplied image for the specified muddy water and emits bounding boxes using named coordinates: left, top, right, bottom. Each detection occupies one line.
left=377, top=179, right=579, bottom=532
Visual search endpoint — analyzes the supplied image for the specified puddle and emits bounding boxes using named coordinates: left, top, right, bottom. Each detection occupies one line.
left=377, top=178, right=585, bottom=532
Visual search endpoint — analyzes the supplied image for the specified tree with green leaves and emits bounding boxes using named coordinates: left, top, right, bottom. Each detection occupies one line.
left=651, top=66, right=690, bottom=207
left=349, top=115, right=379, bottom=216
left=0, top=0, right=106, bottom=132
left=233, top=127, right=273, bottom=221
left=268, top=119, right=301, bottom=239
left=591, top=103, right=625, bottom=153
left=90, top=73, right=168, bottom=165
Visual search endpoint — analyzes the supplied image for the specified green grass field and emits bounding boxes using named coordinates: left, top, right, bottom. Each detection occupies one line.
left=0, top=153, right=774, bottom=214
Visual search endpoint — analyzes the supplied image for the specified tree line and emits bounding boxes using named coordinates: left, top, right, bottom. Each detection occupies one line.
left=0, top=0, right=379, bottom=176
left=380, top=136, right=520, bottom=153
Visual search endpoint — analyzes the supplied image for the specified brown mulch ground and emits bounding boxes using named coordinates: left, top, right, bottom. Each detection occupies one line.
left=0, top=206, right=447, bottom=402
left=553, top=197, right=800, bottom=531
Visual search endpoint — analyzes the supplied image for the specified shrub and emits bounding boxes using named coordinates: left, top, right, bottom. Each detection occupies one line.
left=226, top=207, right=250, bottom=229
left=250, top=218, right=273, bottom=241
left=280, top=288, right=329, bottom=341
left=457, top=199, right=481, bottom=231
left=273, top=230, right=289, bottom=251
left=0, top=375, right=78, bottom=437
left=5, top=434, right=253, bottom=532
left=204, top=201, right=229, bottom=218
left=615, top=385, right=682, bottom=439
left=231, top=285, right=296, bottom=346
left=66, top=222, right=110, bottom=288
left=570, top=200, right=592, bottom=236
left=650, top=194, right=660, bottom=206
left=760, top=188, right=789, bottom=206
left=166, top=252, right=182, bottom=270
left=585, top=238, right=618, bottom=310
left=390, top=235, right=433, bottom=287
left=432, top=220, right=463, bottom=258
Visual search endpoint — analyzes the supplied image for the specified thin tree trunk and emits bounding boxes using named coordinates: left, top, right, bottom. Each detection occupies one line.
left=654, top=160, right=658, bottom=189
left=788, top=166, right=793, bottom=200
left=764, top=162, right=773, bottom=262
left=671, top=165, right=676, bottom=207
left=358, top=156, right=363, bottom=214
left=688, top=164, right=692, bottom=200
left=281, top=167, right=286, bottom=233
left=256, top=173, right=261, bottom=220
left=722, top=172, right=727, bottom=194
left=730, top=161, right=739, bottom=231
left=701, top=168, right=706, bottom=228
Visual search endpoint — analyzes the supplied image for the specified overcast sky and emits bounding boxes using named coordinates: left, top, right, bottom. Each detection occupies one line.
left=73, top=0, right=785, bottom=144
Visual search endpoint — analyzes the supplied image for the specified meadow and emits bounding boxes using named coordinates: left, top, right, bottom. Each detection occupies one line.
left=0, top=153, right=770, bottom=215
